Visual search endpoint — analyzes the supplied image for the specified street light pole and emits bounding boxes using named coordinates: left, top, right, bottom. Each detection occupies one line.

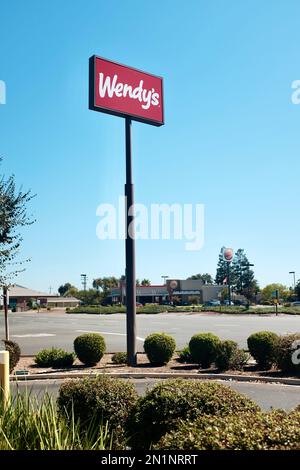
left=289, top=271, right=296, bottom=291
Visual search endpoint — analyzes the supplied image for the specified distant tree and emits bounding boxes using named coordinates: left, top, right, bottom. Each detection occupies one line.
left=65, top=286, right=79, bottom=298
left=231, top=249, right=258, bottom=299
left=91, top=276, right=119, bottom=295
left=73, top=289, right=103, bottom=305
left=119, top=274, right=126, bottom=282
left=187, top=273, right=213, bottom=284
left=261, top=283, right=290, bottom=303
left=58, top=283, right=74, bottom=296
left=136, top=279, right=140, bottom=286
left=295, top=280, right=300, bottom=300
left=0, top=159, right=35, bottom=285
left=0, top=159, right=35, bottom=340
left=141, top=279, right=151, bottom=286
left=215, top=247, right=228, bottom=285
left=92, top=278, right=103, bottom=291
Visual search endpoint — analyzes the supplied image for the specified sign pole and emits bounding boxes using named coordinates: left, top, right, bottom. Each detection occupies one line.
left=125, top=118, right=137, bottom=366
left=227, top=263, right=231, bottom=305
left=3, top=286, right=9, bottom=341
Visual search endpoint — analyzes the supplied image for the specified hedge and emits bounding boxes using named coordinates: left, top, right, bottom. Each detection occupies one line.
left=57, top=376, right=138, bottom=449
left=154, top=410, right=300, bottom=450
left=128, top=379, right=259, bottom=449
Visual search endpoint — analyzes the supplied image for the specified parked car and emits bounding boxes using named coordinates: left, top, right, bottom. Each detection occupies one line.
left=222, top=300, right=234, bottom=306
left=204, top=300, right=221, bottom=306
left=136, top=302, right=143, bottom=307
left=292, top=301, right=300, bottom=306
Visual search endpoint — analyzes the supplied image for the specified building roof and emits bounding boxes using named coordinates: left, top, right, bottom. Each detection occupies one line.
left=47, top=296, right=79, bottom=302
left=8, top=284, right=56, bottom=298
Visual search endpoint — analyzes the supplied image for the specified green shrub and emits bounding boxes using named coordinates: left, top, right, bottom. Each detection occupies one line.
left=154, top=410, right=300, bottom=450
left=128, top=379, right=259, bottom=449
left=215, top=340, right=238, bottom=371
left=144, top=333, right=176, bottom=365
left=57, top=376, right=138, bottom=449
left=189, top=333, right=221, bottom=367
left=178, top=345, right=192, bottom=363
left=229, top=348, right=250, bottom=371
left=74, top=333, right=106, bottom=366
left=247, top=331, right=279, bottom=369
left=34, top=348, right=75, bottom=368
left=2, top=340, right=21, bottom=373
left=276, top=333, right=300, bottom=373
left=111, top=352, right=127, bottom=364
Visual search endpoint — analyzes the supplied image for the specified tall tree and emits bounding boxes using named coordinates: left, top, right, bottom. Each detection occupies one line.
left=187, top=273, right=213, bottom=284
left=231, top=249, right=257, bottom=297
left=141, top=279, right=151, bottom=286
left=58, top=283, right=74, bottom=296
left=92, top=278, right=103, bottom=291
left=0, top=159, right=35, bottom=339
left=215, top=247, right=228, bottom=285
left=295, top=280, right=300, bottom=301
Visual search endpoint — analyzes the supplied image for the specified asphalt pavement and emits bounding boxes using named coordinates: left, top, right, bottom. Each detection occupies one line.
left=1, top=310, right=300, bottom=354
left=10, top=378, right=300, bottom=411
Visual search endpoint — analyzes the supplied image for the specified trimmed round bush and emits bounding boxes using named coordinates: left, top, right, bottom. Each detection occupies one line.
left=128, top=379, right=259, bottom=449
left=74, top=333, right=106, bottom=365
left=154, top=410, right=300, bottom=450
left=276, top=333, right=300, bottom=373
left=35, top=348, right=75, bottom=368
left=247, top=331, right=279, bottom=369
left=2, top=340, right=21, bottom=373
left=111, top=352, right=127, bottom=364
left=144, top=333, right=176, bottom=365
left=57, top=375, right=138, bottom=449
left=189, top=332, right=221, bottom=367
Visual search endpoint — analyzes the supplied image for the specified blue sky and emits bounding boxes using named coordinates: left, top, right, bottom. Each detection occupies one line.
left=0, top=0, right=299, bottom=293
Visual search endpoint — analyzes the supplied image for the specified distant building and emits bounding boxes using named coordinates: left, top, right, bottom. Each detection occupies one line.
left=108, top=279, right=223, bottom=305
left=2, top=284, right=79, bottom=311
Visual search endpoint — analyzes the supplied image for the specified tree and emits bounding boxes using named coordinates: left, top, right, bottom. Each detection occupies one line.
left=0, top=159, right=35, bottom=340
left=58, top=283, right=74, bottom=296
left=136, top=279, right=140, bottom=287
left=261, top=284, right=290, bottom=303
left=92, top=278, right=103, bottom=291
left=231, top=249, right=258, bottom=299
left=187, top=273, right=213, bottom=284
left=215, top=247, right=228, bottom=285
left=295, top=280, right=300, bottom=301
left=141, top=279, right=151, bottom=286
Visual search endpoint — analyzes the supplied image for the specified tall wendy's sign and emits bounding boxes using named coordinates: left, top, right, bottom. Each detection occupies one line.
left=89, top=56, right=164, bottom=125
left=89, top=56, right=164, bottom=366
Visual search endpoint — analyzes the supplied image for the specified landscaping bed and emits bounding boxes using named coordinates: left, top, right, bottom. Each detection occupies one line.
left=12, top=353, right=300, bottom=381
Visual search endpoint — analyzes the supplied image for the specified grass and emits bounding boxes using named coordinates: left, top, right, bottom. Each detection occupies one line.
left=0, top=390, right=112, bottom=450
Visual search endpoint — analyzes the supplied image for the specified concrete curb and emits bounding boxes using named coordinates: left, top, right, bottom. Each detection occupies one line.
left=10, top=371, right=300, bottom=386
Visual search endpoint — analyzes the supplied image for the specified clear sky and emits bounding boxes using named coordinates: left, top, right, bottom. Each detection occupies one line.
left=1, top=0, right=299, bottom=293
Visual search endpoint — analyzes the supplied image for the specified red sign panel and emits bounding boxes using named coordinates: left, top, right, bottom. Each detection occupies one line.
left=89, top=55, right=164, bottom=126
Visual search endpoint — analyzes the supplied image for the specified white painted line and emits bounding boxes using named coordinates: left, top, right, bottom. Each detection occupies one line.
left=12, top=333, right=56, bottom=338
left=76, top=330, right=145, bottom=341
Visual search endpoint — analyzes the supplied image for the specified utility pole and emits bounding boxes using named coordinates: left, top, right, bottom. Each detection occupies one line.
left=289, top=271, right=296, bottom=292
